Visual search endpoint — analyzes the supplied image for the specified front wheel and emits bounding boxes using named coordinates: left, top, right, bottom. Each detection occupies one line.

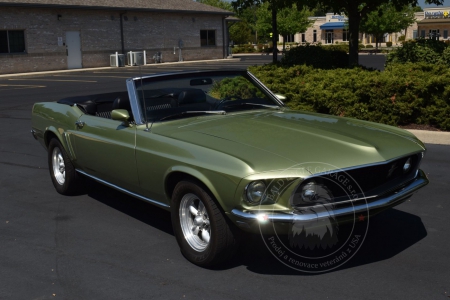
left=171, top=181, right=239, bottom=267
left=48, top=138, right=83, bottom=195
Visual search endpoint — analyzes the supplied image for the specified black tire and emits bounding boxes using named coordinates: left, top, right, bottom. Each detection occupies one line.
left=48, top=138, right=83, bottom=195
left=171, top=180, right=239, bottom=267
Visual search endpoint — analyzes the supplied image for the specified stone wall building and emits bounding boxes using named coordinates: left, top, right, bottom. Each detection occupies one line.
left=0, top=0, right=233, bottom=74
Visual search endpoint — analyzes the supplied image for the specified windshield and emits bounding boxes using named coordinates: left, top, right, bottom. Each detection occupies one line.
left=133, top=71, right=281, bottom=123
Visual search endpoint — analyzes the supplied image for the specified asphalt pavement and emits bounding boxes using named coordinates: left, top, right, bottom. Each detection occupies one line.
left=0, top=56, right=449, bottom=299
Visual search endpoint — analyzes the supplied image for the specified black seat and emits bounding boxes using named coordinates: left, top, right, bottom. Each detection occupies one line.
left=112, top=97, right=131, bottom=111
left=178, top=89, right=206, bottom=105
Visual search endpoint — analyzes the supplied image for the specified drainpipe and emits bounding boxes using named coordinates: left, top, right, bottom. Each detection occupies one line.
left=222, top=16, right=227, bottom=59
left=120, top=12, right=126, bottom=54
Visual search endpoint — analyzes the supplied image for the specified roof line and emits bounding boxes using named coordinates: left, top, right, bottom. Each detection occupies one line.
left=0, top=2, right=234, bottom=15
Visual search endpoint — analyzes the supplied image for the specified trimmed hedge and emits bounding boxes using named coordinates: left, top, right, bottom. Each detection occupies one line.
left=386, top=38, right=450, bottom=65
left=249, top=63, right=450, bottom=130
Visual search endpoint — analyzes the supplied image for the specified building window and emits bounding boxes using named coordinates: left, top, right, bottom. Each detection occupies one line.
left=0, top=30, right=25, bottom=53
left=420, top=30, right=425, bottom=38
left=200, top=30, right=216, bottom=46
left=343, top=29, right=349, bottom=41
left=313, top=30, right=317, bottom=43
left=444, top=30, right=448, bottom=39
left=413, top=30, right=418, bottom=39
left=301, top=33, right=306, bottom=43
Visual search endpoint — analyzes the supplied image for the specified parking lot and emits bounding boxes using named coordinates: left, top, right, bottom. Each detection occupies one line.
left=0, top=55, right=449, bottom=299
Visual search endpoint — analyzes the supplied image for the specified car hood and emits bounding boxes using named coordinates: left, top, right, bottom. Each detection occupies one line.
left=152, top=109, right=425, bottom=175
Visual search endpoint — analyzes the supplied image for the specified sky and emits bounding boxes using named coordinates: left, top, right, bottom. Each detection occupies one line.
left=418, top=0, right=450, bottom=7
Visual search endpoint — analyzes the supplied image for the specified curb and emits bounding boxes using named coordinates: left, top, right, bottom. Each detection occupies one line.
left=406, top=129, right=450, bottom=145
left=0, top=58, right=241, bottom=78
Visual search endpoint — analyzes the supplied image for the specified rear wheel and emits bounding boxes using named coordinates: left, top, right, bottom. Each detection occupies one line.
left=48, top=138, right=83, bottom=195
left=171, top=180, right=239, bottom=267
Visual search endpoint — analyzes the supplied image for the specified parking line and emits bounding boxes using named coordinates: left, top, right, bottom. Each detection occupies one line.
left=9, top=78, right=97, bottom=83
left=53, top=74, right=130, bottom=79
left=0, top=84, right=46, bottom=90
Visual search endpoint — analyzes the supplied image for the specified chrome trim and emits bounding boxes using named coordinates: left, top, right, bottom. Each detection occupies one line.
left=76, top=169, right=170, bottom=209
left=30, top=129, right=37, bottom=140
left=231, top=169, right=428, bottom=223
left=126, top=78, right=144, bottom=125
left=247, top=71, right=285, bottom=107
left=301, top=151, right=424, bottom=181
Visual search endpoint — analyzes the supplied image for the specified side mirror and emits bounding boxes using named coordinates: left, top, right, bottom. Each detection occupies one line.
left=111, top=109, right=131, bottom=126
left=275, top=93, right=286, bottom=102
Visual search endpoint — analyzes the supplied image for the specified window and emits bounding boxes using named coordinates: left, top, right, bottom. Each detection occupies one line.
left=413, top=30, right=418, bottom=39
left=313, top=30, right=317, bottom=42
left=420, top=30, right=425, bottom=38
left=444, top=30, right=448, bottom=39
left=200, top=30, right=215, bottom=46
left=343, top=29, right=349, bottom=41
left=301, top=33, right=306, bottom=43
left=0, top=30, right=25, bottom=53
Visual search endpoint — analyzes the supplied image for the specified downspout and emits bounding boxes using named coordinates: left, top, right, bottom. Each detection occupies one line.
left=222, top=16, right=227, bottom=59
left=120, top=12, right=126, bottom=54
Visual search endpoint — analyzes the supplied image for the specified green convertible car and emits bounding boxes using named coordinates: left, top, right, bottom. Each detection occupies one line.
left=31, top=70, right=428, bottom=267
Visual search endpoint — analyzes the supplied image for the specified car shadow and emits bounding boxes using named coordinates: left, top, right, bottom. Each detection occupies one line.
left=84, top=180, right=427, bottom=275
left=222, top=208, right=427, bottom=275
left=85, top=180, right=174, bottom=235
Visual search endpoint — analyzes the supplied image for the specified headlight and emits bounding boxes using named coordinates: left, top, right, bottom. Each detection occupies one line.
left=245, top=181, right=267, bottom=204
left=403, top=157, right=411, bottom=173
left=301, top=182, right=318, bottom=203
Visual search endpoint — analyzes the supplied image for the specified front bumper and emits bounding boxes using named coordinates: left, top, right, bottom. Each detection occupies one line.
left=231, top=169, right=428, bottom=228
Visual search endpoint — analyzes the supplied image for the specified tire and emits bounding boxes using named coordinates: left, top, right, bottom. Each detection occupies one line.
left=48, top=138, right=83, bottom=195
left=171, top=180, right=239, bottom=267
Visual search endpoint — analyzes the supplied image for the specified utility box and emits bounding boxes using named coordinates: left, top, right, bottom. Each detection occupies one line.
left=110, top=53, right=125, bottom=67
left=127, top=51, right=144, bottom=66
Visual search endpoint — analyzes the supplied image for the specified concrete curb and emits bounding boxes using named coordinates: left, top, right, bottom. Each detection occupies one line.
left=406, top=130, right=450, bottom=146
left=0, top=58, right=241, bottom=78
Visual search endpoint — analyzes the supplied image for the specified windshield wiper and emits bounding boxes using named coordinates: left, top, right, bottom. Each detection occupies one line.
left=222, top=103, right=280, bottom=110
left=159, top=110, right=226, bottom=121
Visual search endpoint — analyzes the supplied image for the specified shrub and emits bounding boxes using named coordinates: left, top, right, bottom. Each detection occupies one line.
left=386, top=38, right=449, bottom=65
left=398, top=35, right=406, bottom=42
left=365, top=44, right=374, bottom=48
left=248, top=63, right=450, bottom=130
left=386, top=42, right=393, bottom=47
left=281, top=44, right=349, bottom=69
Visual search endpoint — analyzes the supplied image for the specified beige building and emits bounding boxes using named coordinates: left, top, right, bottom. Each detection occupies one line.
left=281, top=7, right=450, bottom=46
left=0, top=0, right=233, bottom=74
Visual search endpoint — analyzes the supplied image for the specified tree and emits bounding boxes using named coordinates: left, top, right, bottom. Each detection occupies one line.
left=300, top=0, right=444, bottom=66
left=278, top=4, right=313, bottom=51
left=234, top=0, right=296, bottom=63
left=360, top=4, right=416, bottom=50
left=229, top=21, right=253, bottom=44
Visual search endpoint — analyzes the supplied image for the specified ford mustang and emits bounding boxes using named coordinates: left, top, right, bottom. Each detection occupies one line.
left=31, top=70, right=428, bottom=267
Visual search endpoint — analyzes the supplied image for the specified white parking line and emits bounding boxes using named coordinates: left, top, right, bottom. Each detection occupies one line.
left=53, top=74, right=130, bottom=79
left=0, top=84, right=46, bottom=91
left=9, top=78, right=97, bottom=83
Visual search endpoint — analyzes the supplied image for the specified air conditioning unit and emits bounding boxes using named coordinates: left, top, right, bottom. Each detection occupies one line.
left=110, top=53, right=125, bottom=67
left=127, top=51, right=145, bottom=66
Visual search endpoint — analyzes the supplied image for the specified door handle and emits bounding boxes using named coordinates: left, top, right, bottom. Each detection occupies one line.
left=75, top=121, right=85, bottom=128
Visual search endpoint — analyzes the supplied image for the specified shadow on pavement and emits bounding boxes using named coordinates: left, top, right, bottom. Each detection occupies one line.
left=84, top=179, right=426, bottom=275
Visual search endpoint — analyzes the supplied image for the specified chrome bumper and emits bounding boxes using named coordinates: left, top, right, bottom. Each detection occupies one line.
left=231, top=169, right=428, bottom=224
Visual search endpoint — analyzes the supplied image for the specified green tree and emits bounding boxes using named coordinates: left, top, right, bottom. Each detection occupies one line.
left=360, top=4, right=416, bottom=50
left=230, top=21, right=253, bottom=44
left=300, top=0, right=444, bottom=66
left=277, top=4, right=313, bottom=51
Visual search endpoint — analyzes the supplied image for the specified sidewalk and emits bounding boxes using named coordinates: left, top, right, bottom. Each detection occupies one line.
left=406, top=130, right=450, bottom=146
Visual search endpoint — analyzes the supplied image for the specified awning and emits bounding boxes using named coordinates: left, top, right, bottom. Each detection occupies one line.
left=320, top=22, right=346, bottom=30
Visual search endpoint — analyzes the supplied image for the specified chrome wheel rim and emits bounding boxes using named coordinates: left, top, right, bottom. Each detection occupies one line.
left=179, top=193, right=211, bottom=252
left=52, top=147, right=65, bottom=185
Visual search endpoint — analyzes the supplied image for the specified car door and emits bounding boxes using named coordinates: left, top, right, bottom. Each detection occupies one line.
left=70, top=114, right=139, bottom=192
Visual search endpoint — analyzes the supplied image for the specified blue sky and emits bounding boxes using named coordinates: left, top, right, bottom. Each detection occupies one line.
left=418, top=0, right=450, bottom=7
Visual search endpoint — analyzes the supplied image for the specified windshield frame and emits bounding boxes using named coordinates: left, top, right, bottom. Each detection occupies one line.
left=126, top=69, right=284, bottom=126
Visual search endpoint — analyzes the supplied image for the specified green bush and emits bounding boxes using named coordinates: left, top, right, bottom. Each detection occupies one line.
left=281, top=44, right=349, bottom=69
left=365, top=44, right=374, bottom=48
left=232, top=44, right=256, bottom=54
left=386, top=38, right=449, bottom=65
left=386, top=42, right=393, bottom=47
left=398, top=35, right=406, bottom=42
left=248, top=63, right=450, bottom=130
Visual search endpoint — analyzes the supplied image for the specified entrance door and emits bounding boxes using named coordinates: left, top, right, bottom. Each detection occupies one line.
left=66, top=31, right=82, bottom=69
left=326, top=32, right=333, bottom=44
